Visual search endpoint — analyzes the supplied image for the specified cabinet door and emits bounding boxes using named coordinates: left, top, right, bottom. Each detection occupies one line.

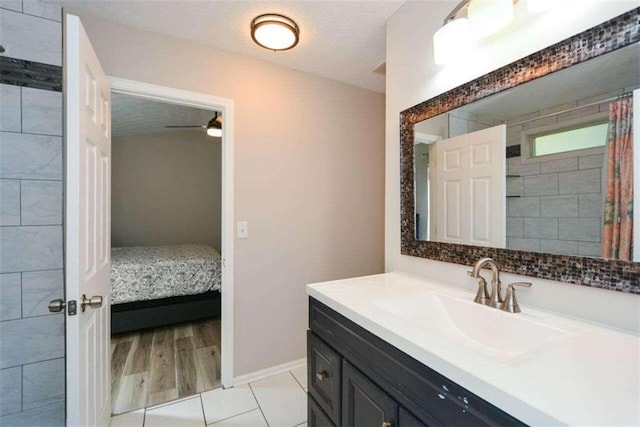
left=399, top=407, right=428, bottom=427
left=342, top=360, right=397, bottom=427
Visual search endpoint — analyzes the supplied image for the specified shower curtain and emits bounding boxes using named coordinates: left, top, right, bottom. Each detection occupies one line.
left=602, top=97, right=633, bottom=260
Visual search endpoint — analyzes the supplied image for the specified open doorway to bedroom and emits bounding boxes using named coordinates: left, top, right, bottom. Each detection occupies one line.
left=107, top=87, right=230, bottom=415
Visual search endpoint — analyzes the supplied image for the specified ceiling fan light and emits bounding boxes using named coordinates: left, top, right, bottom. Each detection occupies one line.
left=433, top=18, right=472, bottom=65
left=251, top=14, right=299, bottom=51
left=468, top=0, right=513, bottom=39
left=207, top=117, right=222, bottom=137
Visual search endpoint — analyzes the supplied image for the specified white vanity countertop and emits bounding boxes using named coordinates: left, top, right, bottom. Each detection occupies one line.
left=306, top=272, right=640, bottom=426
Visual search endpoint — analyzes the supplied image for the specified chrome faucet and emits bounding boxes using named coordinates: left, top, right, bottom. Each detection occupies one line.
left=469, top=257, right=503, bottom=308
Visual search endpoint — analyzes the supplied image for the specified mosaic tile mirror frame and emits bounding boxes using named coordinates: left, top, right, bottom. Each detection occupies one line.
left=399, top=8, right=640, bottom=294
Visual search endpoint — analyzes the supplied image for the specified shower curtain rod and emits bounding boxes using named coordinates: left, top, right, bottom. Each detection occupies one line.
left=506, top=92, right=632, bottom=128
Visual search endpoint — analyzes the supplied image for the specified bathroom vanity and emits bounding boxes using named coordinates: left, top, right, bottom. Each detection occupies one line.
left=306, top=273, right=640, bottom=426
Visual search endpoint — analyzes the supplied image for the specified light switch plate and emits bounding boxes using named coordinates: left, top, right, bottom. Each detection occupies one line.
left=237, top=221, right=248, bottom=239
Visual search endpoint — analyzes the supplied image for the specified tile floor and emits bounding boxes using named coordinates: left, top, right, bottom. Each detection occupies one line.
left=110, top=364, right=308, bottom=427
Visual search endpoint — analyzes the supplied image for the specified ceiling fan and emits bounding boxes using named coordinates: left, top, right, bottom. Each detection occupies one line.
left=164, top=112, right=222, bottom=137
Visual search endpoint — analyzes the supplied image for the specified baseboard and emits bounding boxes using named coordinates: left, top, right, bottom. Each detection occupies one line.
left=232, top=357, right=306, bottom=387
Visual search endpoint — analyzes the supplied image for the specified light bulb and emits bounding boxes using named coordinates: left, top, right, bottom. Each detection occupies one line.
left=468, top=0, right=514, bottom=39
left=433, top=18, right=473, bottom=65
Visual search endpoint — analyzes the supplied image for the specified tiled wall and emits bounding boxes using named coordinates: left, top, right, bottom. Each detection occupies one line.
left=503, top=94, right=617, bottom=256
left=0, top=1, right=65, bottom=425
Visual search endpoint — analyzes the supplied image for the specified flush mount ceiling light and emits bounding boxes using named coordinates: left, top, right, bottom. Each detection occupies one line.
left=251, top=14, right=299, bottom=51
left=433, top=0, right=520, bottom=65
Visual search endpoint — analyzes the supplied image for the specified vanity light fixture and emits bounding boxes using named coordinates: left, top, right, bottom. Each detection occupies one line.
left=467, top=0, right=514, bottom=39
left=527, top=0, right=554, bottom=13
left=433, top=0, right=519, bottom=65
left=251, top=14, right=299, bottom=51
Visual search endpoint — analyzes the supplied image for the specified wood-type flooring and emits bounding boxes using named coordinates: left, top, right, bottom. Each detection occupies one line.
left=110, top=318, right=221, bottom=415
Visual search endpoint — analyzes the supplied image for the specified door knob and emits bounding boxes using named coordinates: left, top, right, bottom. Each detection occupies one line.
left=48, top=299, right=66, bottom=313
left=81, top=294, right=103, bottom=312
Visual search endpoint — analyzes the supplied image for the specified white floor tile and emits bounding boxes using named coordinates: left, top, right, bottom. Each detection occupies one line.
left=250, top=372, right=307, bottom=427
left=211, top=409, right=267, bottom=426
left=290, top=365, right=307, bottom=391
left=201, top=384, right=259, bottom=424
left=146, top=395, right=199, bottom=411
left=110, top=409, right=144, bottom=427
left=144, top=396, right=205, bottom=427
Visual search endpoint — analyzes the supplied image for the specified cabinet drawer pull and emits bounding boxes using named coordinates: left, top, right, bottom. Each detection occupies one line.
left=315, top=370, right=328, bottom=381
left=382, top=422, right=392, bottom=427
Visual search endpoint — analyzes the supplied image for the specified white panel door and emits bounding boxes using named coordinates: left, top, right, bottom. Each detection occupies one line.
left=65, top=14, right=111, bottom=427
left=434, top=125, right=506, bottom=247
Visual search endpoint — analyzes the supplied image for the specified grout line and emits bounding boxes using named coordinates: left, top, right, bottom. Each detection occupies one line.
left=0, top=129, right=63, bottom=137
left=207, top=408, right=261, bottom=425
left=18, top=272, right=23, bottom=319
left=288, top=370, right=306, bottom=392
left=19, top=85, right=22, bottom=133
left=18, top=179, right=22, bottom=226
left=198, top=394, right=206, bottom=427
left=248, top=382, right=270, bottom=427
left=20, top=12, right=61, bottom=24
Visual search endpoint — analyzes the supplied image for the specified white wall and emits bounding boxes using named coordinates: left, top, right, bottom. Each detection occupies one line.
left=73, top=14, right=385, bottom=377
left=111, top=130, right=222, bottom=250
left=386, top=1, right=640, bottom=332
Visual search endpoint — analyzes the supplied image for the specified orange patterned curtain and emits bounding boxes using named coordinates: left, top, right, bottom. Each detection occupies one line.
left=602, top=97, right=633, bottom=260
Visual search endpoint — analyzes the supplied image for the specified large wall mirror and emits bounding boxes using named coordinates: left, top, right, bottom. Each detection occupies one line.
left=400, top=8, right=640, bottom=294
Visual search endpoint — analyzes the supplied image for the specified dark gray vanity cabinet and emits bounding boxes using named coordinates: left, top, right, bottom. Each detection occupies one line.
left=307, top=297, right=527, bottom=427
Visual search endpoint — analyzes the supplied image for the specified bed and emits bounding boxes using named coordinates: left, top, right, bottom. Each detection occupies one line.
left=110, top=244, right=222, bottom=334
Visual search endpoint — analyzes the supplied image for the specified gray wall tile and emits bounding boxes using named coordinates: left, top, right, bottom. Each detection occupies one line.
left=0, top=84, right=21, bottom=132
left=579, top=154, right=604, bottom=170
left=559, top=168, right=601, bottom=194
left=21, top=180, right=62, bottom=225
left=1, top=179, right=21, bottom=225
left=22, top=270, right=63, bottom=318
left=559, top=218, right=601, bottom=242
left=507, top=237, right=540, bottom=252
left=540, top=157, right=578, bottom=174
left=0, top=9, right=61, bottom=66
left=524, top=173, right=558, bottom=196
left=0, top=132, right=62, bottom=180
left=21, top=88, right=62, bottom=136
left=22, top=0, right=61, bottom=22
left=507, top=197, right=540, bottom=217
left=0, top=1, right=22, bottom=12
left=506, top=218, right=523, bottom=237
left=0, top=314, right=64, bottom=369
left=540, top=195, right=578, bottom=218
left=0, top=273, right=21, bottom=321
left=579, top=242, right=602, bottom=257
left=507, top=158, right=540, bottom=176
left=556, top=105, right=600, bottom=121
left=0, top=226, right=63, bottom=273
left=579, top=193, right=603, bottom=217
left=506, top=176, right=523, bottom=197
left=22, top=358, right=64, bottom=410
left=0, top=401, right=64, bottom=427
left=0, top=366, right=22, bottom=416
left=524, top=218, right=558, bottom=239
left=540, top=239, right=578, bottom=255
left=522, top=115, right=557, bottom=130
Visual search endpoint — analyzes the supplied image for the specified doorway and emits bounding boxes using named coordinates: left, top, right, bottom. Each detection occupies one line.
left=108, top=77, right=235, bottom=410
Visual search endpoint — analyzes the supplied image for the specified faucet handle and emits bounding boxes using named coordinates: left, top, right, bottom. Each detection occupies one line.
left=473, top=275, right=490, bottom=305
left=500, top=282, right=532, bottom=313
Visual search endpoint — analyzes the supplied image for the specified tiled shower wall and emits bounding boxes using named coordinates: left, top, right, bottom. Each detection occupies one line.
left=0, top=1, right=65, bottom=425
left=503, top=94, right=618, bottom=257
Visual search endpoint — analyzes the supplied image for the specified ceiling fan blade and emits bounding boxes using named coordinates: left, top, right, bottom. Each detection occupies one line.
left=164, top=125, right=207, bottom=128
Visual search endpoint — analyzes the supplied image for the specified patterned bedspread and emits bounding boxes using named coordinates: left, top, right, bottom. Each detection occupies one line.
left=110, top=244, right=222, bottom=305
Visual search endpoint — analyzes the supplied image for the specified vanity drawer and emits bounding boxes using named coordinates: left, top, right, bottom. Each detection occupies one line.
left=308, top=331, right=342, bottom=425
left=308, top=393, right=336, bottom=427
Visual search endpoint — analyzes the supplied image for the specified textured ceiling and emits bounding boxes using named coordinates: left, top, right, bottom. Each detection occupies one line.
left=111, top=92, right=219, bottom=137
left=59, top=0, right=406, bottom=93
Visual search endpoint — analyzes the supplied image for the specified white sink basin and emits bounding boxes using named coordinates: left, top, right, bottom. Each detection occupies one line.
left=373, top=291, right=572, bottom=360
